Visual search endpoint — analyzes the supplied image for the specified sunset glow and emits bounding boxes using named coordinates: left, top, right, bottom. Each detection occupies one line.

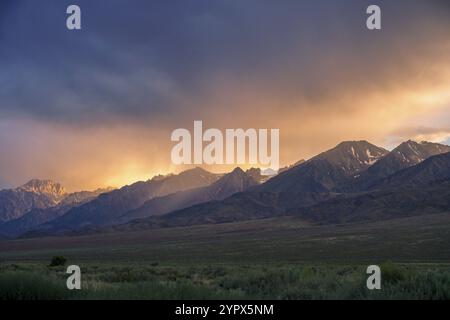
left=1, top=1, right=449, bottom=191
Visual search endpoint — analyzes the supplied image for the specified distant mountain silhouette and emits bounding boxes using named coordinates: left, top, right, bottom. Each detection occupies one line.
left=18, top=179, right=67, bottom=200
left=0, top=190, right=54, bottom=224
left=9, top=140, right=450, bottom=237
left=0, top=188, right=111, bottom=237
left=0, top=179, right=70, bottom=223
left=113, top=141, right=388, bottom=230
left=33, top=167, right=219, bottom=232
left=119, top=167, right=263, bottom=223
left=116, top=144, right=450, bottom=231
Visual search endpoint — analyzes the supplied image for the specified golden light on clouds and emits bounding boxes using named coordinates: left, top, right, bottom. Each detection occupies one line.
left=1, top=2, right=450, bottom=191
left=2, top=62, right=450, bottom=191
left=0, top=120, right=175, bottom=191
left=103, top=161, right=174, bottom=188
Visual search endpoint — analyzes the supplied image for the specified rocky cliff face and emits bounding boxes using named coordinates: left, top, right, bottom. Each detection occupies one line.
left=0, top=180, right=111, bottom=224
left=18, top=179, right=67, bottom=201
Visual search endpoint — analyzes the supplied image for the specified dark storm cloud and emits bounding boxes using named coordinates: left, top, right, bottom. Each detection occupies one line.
left=0, top=0, right=449, bottom=190
left=0, top=0, right=449, bottom=125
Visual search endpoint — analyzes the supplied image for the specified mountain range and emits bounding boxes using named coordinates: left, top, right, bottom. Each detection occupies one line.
left=341, top=140, right=450, bottom=191
left=26, top=167, right=221, bottom=235
left=257, top=140, right=388, bottom=193
left=293, top=151, right=450, bottom=224
left=0, top=181, right=112, bottom=237
left=1, top=139, right=450, bottom=238
left=119, top=167, right=263, bottom=223
left=0, top=179, right=111, bottom=224
left=113, top=140, right=450, bottom=231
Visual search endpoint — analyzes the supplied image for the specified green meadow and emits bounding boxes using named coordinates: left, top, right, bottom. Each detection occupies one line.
left=1, top=213, right=450, bottom=300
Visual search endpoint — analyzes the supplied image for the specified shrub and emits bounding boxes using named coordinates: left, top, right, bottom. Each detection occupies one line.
left=49, top=256, right=67, bottom=267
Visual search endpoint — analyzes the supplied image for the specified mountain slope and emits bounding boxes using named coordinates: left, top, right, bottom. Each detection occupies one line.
left=18, top=179, right=67, bottom=201
left=117, top=191, right=283, bottom=230
left=293, top=181, right=450, bottom=224
left=118, top=145, right=450, bottom=231
left=34, top=167, right=219, bottom=231
left=344, top=141, right=450, bottom=191
left=0, top=180, right=68, bottom=223
left=0, top=188, right=111, bottom=237
left=370, top=151, right=450, bottom=189
left=114, top=141, right=388, bottom=230
left=116, top=190, right=337, bottom=231
left=258, top=141, right=388, bottom=193
left=120, top=168, right=263, bottom=222
left=291, top=152, right=450, bottom=224
left=18, top=140, right=450, bottom=236
left=278, top=159, right=306, bottom=174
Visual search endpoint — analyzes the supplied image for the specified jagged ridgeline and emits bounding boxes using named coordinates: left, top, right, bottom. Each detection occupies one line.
left=1, top=140, right=450, bottom=237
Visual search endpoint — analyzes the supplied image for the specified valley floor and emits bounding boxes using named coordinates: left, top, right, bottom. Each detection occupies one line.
left=1, top=213, right=450, bottom=299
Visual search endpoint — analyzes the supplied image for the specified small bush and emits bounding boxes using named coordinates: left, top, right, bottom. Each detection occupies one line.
left=49, top=256, right=67, bottom=267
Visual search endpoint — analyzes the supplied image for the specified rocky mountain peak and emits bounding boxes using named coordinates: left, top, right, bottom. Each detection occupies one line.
left=18, top=179, right=67, bottom=199
left=315, top=140, right=388, bottom=173
left=393, top=140, right=450, bottom=166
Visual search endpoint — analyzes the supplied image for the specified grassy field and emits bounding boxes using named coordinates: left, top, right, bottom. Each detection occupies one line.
left=1, top=262, right=450, bottom=299
left=1, top=213, right=450, bottom=299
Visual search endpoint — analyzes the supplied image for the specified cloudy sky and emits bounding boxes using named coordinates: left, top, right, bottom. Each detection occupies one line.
left=1, top=0, right=449, bottom=191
